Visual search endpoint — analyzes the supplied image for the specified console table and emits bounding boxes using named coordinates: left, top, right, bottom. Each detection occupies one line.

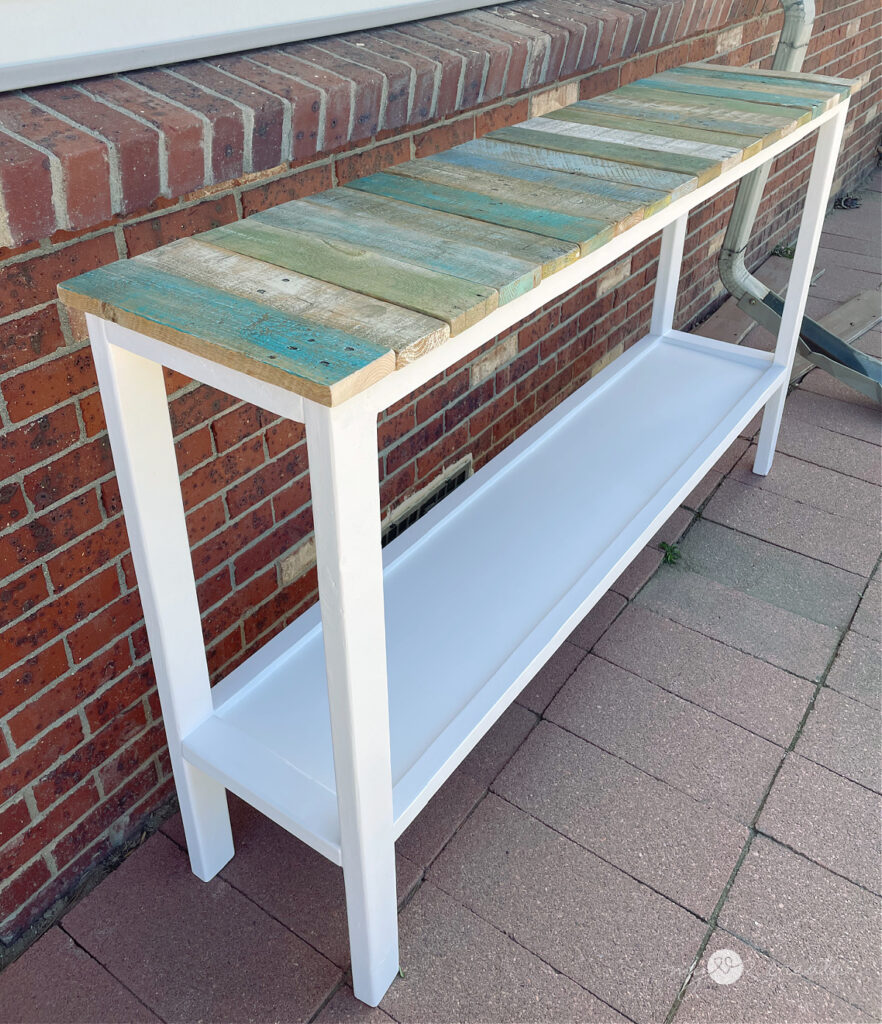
left=59, top=62, right=855, bottom=1005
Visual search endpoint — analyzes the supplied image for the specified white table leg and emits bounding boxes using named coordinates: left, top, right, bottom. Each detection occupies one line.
left=89, top=317, right=234, bottom=881
left=304, top=398, right=399, bottom=1007
left=651, top=213, right=688, bottom=337
left=753, top=105, right=849, bottom=475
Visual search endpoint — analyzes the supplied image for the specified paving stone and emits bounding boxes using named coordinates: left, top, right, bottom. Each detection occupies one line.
left=547, top=655, right=782, bottom=823
left=459, top=703, right=538, bottom=786
left=719, top=837, right=882, bottom=1014
left=819, top=229, right=881, bottom=259
left=211, top=799, right=420, bottom=967
left=611, top=544, right=663, bottom=599
left=567, top=591, right=627, bottom=651
left=0, top=926, right=160, bottom=1024
left=808, top=264, right=882, bottom=303
left=825, top=630, right=881, bottom=709
left=856, top=326, right=881, bottom=358
left=515, top=640, right=585, bottom=714
left=811, top=242, right=882, bottom=275
left=704, top=477, right=879, bottom=577
left=758, top=754, right=882, bottom=894
left=63, top=832, right=340, bottom=1023
left=636, top=568, right=839, bottom=681
left=799, top=366, right=880, bottom=408
left=796, top=688, right=882, bottom=793
left=596, top=605, right=813, bottom=746
left=682, top=470, right=722, bottom=512
left=822, top=208, right=882, bottom=247
left=676, top=519, right=865, bottom=629
left=492, top=721, right=746, bottom=918
left=775, top=415, right=881, bottom=484
left=697, top=295, right=755, bottom=345
left=675, top=931, right=873, bottom=1023
left=380, top=882, right=626, bottom=1024
left=730, top=447, right=881, bottom=524
left=852, top=579, right=881, bottom=641
left=713, top=436, right=751, bottom=475
left=649, top=506, right=694, bottom=548
left=785, top=387, right=882, bottom=445
left=429, top=794, right=706, bottom=1024
left=396, top=770, right=486, bottom=869
left=316, top=986, right=396, bottom=1023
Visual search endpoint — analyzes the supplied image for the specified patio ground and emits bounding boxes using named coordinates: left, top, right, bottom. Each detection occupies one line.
left=2, top=171, right=880, bottom=1024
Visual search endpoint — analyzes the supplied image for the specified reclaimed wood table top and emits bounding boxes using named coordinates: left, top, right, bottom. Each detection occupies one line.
left=59, top=63, right=858, bottom=406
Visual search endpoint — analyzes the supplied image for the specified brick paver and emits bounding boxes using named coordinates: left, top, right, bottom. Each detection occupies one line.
left=796, top=687, right=882, bottom=792
left=852, top=578, right=881, bottom=640
left=825, top=630, right=881, bottom=709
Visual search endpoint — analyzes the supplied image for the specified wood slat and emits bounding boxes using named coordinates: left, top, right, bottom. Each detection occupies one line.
left=653, top=70, right=834, bottom=113
left=141, top=239, right=450, bottom=368
left=679, top=63, right=858, bottom=96
left=613, top=85, right=809, bottom=131
left=204, top=220, right=499, bottom=336
left=301, top=188, right=582, bottom=278
left=57, top=260, right=395, bottom=406
left=346, top=172, right=616, bottom=254
left=387, top=157, right=646, bottom=233
left=626, top=81, right=818, bottom=121
left=255, top=198, right=540, bottom=306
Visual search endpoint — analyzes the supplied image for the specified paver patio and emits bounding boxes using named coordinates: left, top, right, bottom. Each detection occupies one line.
left=1, top=174, right=879, bottom=1024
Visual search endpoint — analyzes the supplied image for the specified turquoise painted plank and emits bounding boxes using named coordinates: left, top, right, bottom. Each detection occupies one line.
left=432, top=144, right=669, bottom=206
left=345, top=172, right=614, bottom=252
left=668, top=65, right=851, bottom=98
left=254, top=198, right=540, bottom=305
left=575, top=97, right=779, bottom=141
left=633, top=76, right=824, bottom=114
left=60, top=262, right=389, bottom=389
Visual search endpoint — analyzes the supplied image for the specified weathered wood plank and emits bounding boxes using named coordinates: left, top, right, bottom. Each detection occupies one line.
left=629, top=78, right=822, bottom=116
left=679, top=63, right=858, bottom=96
left=612, top=86, right=809, bottom=130
left=387, top=157, right=646, bottom=233
left=434, top=143, right=673, bottom=217
left=141, top=239, right=450, bottom=368
left=58, top=261, right=395, bottom=406
left=302, top=188, right=581, bottom=277
left=204, top=220, right=499, bottom=335
left=256, top=198, right=540, bottom=306
left=654, top=70, right=833, bottom=113
left=549, top=103, right=764, bottom=158
left=346, top=172, right=616, bottom=254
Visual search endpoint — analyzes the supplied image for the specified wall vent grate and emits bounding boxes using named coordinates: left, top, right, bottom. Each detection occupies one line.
left=382, top=457, right=473, bottom=547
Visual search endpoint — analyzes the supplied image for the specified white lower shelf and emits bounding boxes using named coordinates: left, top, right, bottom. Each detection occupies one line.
left=182, top=330, right=785, bottom=864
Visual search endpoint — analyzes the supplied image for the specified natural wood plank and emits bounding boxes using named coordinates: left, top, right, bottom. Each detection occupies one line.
left=387, top=157, right=646, bottom=234
left=346, top=172, right=616, bottom=255
left=680, top=63, right=858, bottom=96
left=255, top=198, right=540, bottom=306
left=58, top=261, right=395, bottom=406
left=141, top=239, right=450, bottom=368
left=302, top=188, right=581, bottom=278
left=548, top=103, right=765, bottom=158
left=204, top=220, right=499, bottom=335
left=654, top=70, right=834, bottom=113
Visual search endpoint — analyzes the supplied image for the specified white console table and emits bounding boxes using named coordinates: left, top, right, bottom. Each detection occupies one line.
left=59, top=63, right=854, bottom=1005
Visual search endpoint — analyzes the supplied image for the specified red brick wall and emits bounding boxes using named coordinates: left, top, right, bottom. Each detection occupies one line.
left=1, top=0, right=879, bottom=957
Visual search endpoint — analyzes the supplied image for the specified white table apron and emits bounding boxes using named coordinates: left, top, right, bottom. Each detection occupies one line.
left=86, top=101, right=847, bottom=1006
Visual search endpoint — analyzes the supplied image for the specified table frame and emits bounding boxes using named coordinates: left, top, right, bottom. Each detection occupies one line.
left=86, top=101, right=846, bottom=1005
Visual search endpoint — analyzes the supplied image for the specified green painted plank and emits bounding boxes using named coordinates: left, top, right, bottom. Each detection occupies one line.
left=632, top=76, right=824, bottom=115
left=615, top=85, right=809, bottom=127
left=580, top=95, right=790, bottom=141
left=487, top=124, right=715, bottom=183
left=205, top=220, right=498, bottom=334
left=549, top=103, right=763, bottom=153
left=302, top=188, right=581, bottom=277
left=671, top=64, right=852, bottom=98
left=388, top=157, right=644, bottom=230
left=656, top=69, right=837, bottom=111
left=255, top=197, right=540, bottom=305
left=58, top=261, right=392, bottom=398
left=435, top=143, right=671, bottom=210
left=346, top=172, right=615, bottom=254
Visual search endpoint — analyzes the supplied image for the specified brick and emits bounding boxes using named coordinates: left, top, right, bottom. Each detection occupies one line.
left=45, top=513, right=129, bottom=591
left=202, top=569, right=275, bottom=642
left=269, top=474, right=311, bottom=524
left=0, top=859, right=51, bottom=930
left=98, top=721, right=165, bottom=796
left=174, top=426, right=213, bottom=476
left=0, top=134, right=56, bottom=247
left=233, top=506, right=312, bottom=586
left=67, top=591, right=143, bottom=664
left=797, top=687, right=881, bottom=792
left=31, top=84, right=162, bottom=216
left=516, top=640, right=585, bottom=714
left=320, top=39, right=412, bottom=132
left=0, top=798, right=31, bottom=846
left=5, top=780, right=99, bottom=876
left=127, top=69, right=245, bottom=183
left=191, top=500, right=273, bottom=579
left=432, top=19, right=513, bottom=101
left=0, top=491, right=101, bottom=580
left=397, top=22, right=483, bottom=109
left=0, top=482, right=27, bottom=531
left=169, top=382, right=237, bottom=435
left=579, top=66, right=620, bottom=99
left=429, top=794, right=705, bottom=1023
left=720, top=838, right=881, bottom=1014
left=378, top=28, right=462, bottom=118
left=360, top=38, right=438, bottom=125
left=0, top=305, right=66, bottom=374
left=0, top=96, right=112, bottom=229
left=123, top=197, right=238, bottom=257
left=852, top=579, right=881, bottom=640
left=0, top=714, right=84, bottom=802
left=826, top=630, right=881, bottom=710
left=0, top=234, right=117, bottom=317
left=413, top=117, right=476, bottom=159
left=386, top=414, right=445, bottom=474
left=225, top=447, right=307, bottom=519
left=24, top=435, right=113, bottom=511
left=81, top=78, right=205, bottom=196
left=3, top=345, right=96, bottom=421
left=0, top=642, right=68, bottom=722
left=335, top=138, right=411, bottom=186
